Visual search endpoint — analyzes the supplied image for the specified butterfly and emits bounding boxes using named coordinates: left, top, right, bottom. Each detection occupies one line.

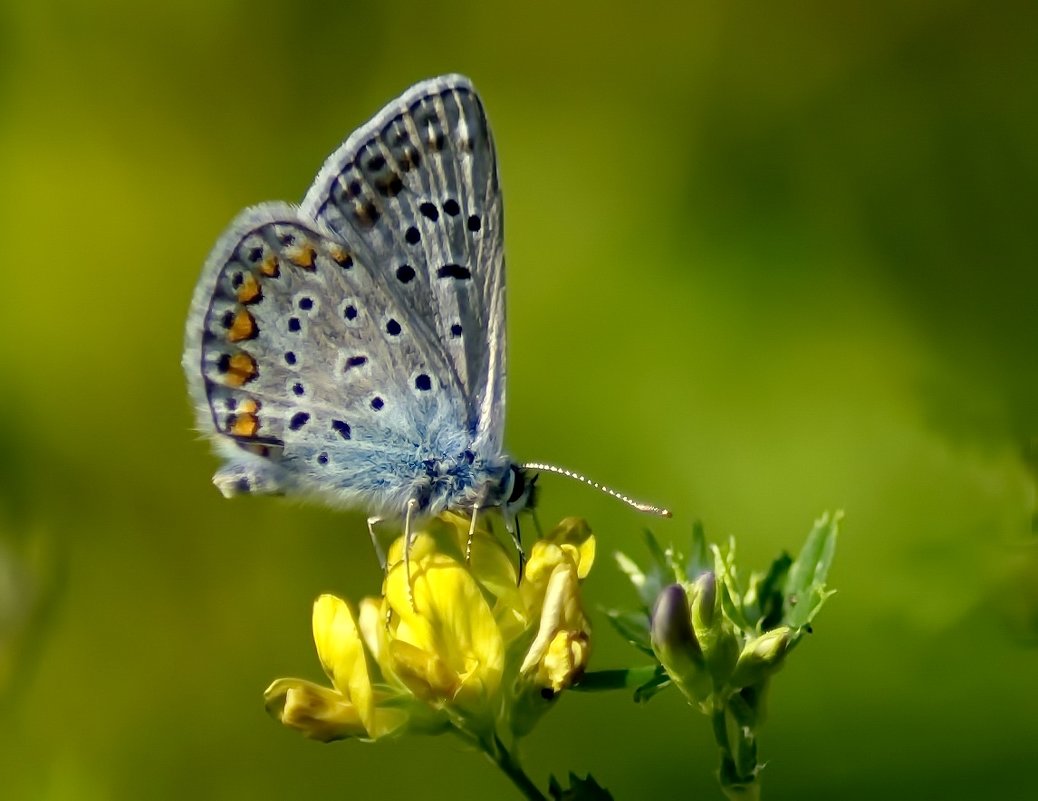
left=183, top=75, right=668, bottom=582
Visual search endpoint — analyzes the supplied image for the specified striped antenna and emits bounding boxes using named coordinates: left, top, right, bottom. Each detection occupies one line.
left=519, top=462, right=672, bottom=518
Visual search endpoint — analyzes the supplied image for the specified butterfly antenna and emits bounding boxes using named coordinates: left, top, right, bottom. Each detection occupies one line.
left=519, top=462, right=672, bottom=518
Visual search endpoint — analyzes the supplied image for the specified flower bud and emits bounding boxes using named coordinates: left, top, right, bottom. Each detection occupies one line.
left=730, top=626, right=792, bottom=689
left=651, top=584, right=712, bottom=702
left=690, top=571, right=717, bottom=632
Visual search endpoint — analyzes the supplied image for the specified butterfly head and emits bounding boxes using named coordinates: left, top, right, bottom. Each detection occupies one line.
left=498, top=463, right=538, bottom=533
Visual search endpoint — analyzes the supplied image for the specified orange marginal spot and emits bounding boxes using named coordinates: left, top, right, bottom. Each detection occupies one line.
left=260, top=254, right=280, bottom=277
left=329, top=245, right=353, bottom=268
left=238, top=398, right=259, bottom=415
left=287, top=246, right=317, bottom=270
left=236, top=272, right=262, bottom=304
left=227, top=309, right=257, bottom=342
left=226, top=353, right=258, bottom=387
left=230, top=412, right=259, bottom=438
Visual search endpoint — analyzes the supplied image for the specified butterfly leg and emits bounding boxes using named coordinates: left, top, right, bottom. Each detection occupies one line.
left=512, top=516, right=526, bottom=585
left=403, top=498, right=419, bottom=612
left=465, top=505, right=480, bottom=564
left=366, top=517, right=388, bottom=570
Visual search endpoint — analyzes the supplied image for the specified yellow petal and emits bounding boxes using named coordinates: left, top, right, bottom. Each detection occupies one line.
left=520, top=563, right=591, bottom=692
left=311, top=595, right=374, bottom=735
left=263, top=678, right=365, bottom=741
left=385, top=551, right=504, bottom=715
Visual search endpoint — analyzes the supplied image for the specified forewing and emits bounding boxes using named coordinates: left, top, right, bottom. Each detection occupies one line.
left=300, top=75, right=506, bottom=453
left=183, top=202, right=464, bottom=509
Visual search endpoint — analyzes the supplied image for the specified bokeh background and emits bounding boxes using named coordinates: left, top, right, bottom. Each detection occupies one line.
left=2, top=1, right=1037, bottom=798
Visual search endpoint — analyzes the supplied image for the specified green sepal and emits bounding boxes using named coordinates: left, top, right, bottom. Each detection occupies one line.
left=548, top=772, right=615, bottom=800
left=784, top=512, right=840, bottom=631
left=602, top=608, right=653, bottom=655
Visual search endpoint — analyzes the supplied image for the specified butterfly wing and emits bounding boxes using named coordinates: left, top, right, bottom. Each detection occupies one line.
left=299, top=75, right=507, bottom=457
left=182, top=202, right=466, bottom=513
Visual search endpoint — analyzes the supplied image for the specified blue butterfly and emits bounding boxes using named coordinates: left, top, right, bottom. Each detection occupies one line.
left=183, top=75, right=668, bottom=581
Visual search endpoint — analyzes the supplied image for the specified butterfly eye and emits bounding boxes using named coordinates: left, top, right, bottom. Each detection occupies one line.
left=507, top=464, right=526, bottom=504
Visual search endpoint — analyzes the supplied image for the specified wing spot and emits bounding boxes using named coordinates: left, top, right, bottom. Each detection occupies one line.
left=330, top=246, right=353, bottom=269
left=419, top=202, right=439, bottom=222
left=318, top=452, right=329, bottom=465
left=396, top=264, right=416, bottom=284
left=415, top=374, right=432, bottom=392
left=332, top=420, right=351, bottom=440
left=284, top=351, right=297, bottom=365
left=292, top=382, right=305, bottom=396
left=298, top=297, right=313, bottom=310
left=371, top=397, right=384, bottom=411
left=344, top=355, right=367, bottom=370
left=450, top=323, right=463, bottom=337
left=386, top=319, right=401, bottom=336
left=443, top=198, right=460, bottom=216
left=289, top=411, right=310, bottom=431
left=344, top=304, right=358, bottom=321
left=288, top=318, right=301, bottom=333
left=248, top=247, right=263, bottom=262
left=467, top=214, right=482, bottom=232
left=227, top=310, right=258, bottom=342
left=405, top=226, right=421, bottom=245
left=367, top=155, right=386, bottom=171
left=437, top=264, right=472, bottom=280
left=236, top=273, right=262, bottom=304
left=279, top=233, right=296, bottom=246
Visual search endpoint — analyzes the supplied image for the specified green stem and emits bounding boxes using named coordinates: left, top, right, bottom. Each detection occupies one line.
left=480, top=732, right=547, bottom=801
left=711, top=703, right=760, bottom=801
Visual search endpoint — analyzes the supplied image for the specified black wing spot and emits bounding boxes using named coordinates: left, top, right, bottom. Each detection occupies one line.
left=450, top=323, right=463, bottom=337
left=221, top=310, right=235, bottom=328
left=415, top=374, right=432, bottom=391
left=367, top=155, right=386, bottom=171
left=443, top=198, right=460, bottom=216
left=288, top=318, right=301, bottom=332
left=279, top=233, right=295, bottom=246
left=292, top=383, right=304, bottom=396
left=289, top=412, right=310, bottom=431
left=284, top=351, right=297, bottom=365
left=437, top=264, right=471, bottom=280
left=371, top=397, right=384, bottom=411
left=344, top=305, right=358, bottom=321
left=318, top=452, right=329, bottom=465
left=419, top=202, right=439, bottom=222
left=248, top=247, right=263, bottom=262
left=467, top=214, right=481, bottom=232
left=396, top=264, right=416, bottom=284
left=217, top=354, right=231, bottom=373
left=386, top=319, right=401, bottom=336
left=298, top=297, right=313, bottom=310
left=344, top=356, right=367, bottom=370
left=405, top=226, right=421, bottom=245
left=332, top=420, right=351, bottom=440
left=231, top=272, right=244, bottom=288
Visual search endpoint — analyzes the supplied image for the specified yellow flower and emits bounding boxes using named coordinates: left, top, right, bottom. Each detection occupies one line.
left=264, top=595, right=406, bottom=742
left=265, top=514, right=596, bottom=744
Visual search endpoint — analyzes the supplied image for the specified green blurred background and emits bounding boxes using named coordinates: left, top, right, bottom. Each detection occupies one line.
left=2, top=1, right=1037, bottom=798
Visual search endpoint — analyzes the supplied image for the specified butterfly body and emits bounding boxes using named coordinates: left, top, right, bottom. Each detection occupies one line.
left=184, top=76, right=534, bottom=532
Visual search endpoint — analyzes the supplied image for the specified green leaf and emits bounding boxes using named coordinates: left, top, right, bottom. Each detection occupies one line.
left=574, top=665, right=661, bottom=692
left=548, top=773, right=615, bottom=800
left=602, top=608, right=654, bottom=654
left=687, top=520, right=712, bottom=579
left=632, top=666, right=673, bottom=703
left=784, top=511, right=841, bottom=630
